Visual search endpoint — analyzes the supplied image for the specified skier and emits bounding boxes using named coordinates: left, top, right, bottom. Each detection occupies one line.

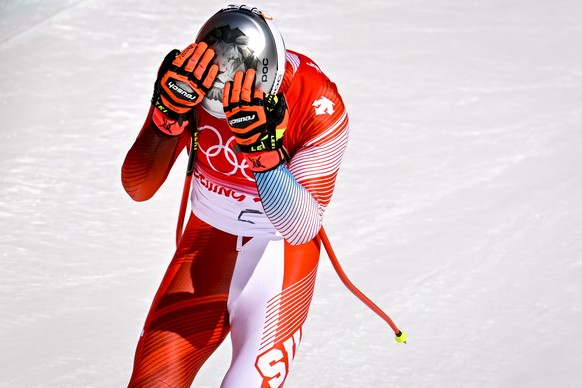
left=122, top=4, right=349, bottom=387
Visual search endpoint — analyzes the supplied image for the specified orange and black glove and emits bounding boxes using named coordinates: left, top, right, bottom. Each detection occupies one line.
left=152, top=42, right=218, bottom=123
left=223, top=69, right=289, bottom=172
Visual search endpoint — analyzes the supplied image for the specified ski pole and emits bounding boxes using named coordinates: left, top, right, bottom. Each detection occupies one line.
left=318, top=226, right=408, bottom=344
left=175, top=127, right=198, bottom=246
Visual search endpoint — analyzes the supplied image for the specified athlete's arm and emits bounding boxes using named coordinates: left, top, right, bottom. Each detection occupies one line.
left=122, top=43, right=218, bottom=202
left=121, top=106, right=192, bottom=201
left=223, top=69, right=349, bottom=244
left=255, top=101, right=349, bottom=245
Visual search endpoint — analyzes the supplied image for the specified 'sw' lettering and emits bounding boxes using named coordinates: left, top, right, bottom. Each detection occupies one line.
left=255, top=328, right=302, bottom=387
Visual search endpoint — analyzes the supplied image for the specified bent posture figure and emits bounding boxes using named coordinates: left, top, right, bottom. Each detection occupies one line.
left=122, top=5, right=349, bottom=387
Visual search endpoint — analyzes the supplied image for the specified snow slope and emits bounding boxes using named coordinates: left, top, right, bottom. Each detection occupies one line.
left=1, top=0, right=581, bottom=387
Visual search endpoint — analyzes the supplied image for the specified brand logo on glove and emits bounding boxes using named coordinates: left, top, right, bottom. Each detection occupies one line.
left=167, top=80, right=198, bottom=102
left=247, top=155, right=265, bottom=170
left=228, top=112, right=258, bottom=128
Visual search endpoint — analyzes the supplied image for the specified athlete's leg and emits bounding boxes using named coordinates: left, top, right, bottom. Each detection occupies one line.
left=221, top=235, right=321, bottom=388
left=128, top=214, right=239, bottom=387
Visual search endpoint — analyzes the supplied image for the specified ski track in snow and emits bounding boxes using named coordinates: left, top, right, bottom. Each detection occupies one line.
left=1, top=0, right=581, bottom=387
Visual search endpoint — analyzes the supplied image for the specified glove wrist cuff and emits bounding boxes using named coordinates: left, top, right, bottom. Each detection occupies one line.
left=243, top=148, right=289, bottom=173
left=151, top=90, right=189, bottom=135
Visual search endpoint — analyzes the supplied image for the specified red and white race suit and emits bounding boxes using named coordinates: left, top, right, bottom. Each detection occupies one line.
left=122, top=50, right=349, bottom=387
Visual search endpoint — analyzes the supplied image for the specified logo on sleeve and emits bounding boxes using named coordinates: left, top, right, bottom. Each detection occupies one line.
left=312, top=96, right=334, bottom=116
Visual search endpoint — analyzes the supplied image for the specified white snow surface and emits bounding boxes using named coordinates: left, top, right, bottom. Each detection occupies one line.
left=1, top=0, right=581, bottom=387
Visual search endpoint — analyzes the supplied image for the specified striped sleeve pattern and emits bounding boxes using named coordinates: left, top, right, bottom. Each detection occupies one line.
left=288, top=110, right=349, bottom=207
left=254, top=165, right=321, bottom=245
left=254, top=111, right=349, bottom=245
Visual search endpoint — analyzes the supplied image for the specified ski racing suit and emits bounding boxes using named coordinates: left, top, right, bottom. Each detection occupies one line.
left=122, top=50, right=349, bottom=387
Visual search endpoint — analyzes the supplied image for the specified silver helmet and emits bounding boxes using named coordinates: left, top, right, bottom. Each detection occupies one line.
left=195, top=4, right=286, bottom=118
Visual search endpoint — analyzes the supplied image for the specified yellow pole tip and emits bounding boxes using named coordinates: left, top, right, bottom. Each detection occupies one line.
left=395, top=331, right=408, bottom=344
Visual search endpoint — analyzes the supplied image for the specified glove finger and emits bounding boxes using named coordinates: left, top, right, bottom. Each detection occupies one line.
left=222, top=81, right=232, bottom=109
left=183, top=43, right=209, bottom=73
left=182, top=42, right=214, bottom=73
left=241, top=69, right=256, bottom=103
left=230, top=71, right=244, bottom=104
left=202, top=64, right=219, bottom=89
left=173, top=43, right=199, bottom=68
left=193, top=48, right=215, bottom=80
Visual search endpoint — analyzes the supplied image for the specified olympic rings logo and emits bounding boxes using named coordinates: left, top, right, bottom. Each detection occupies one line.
left=197, top=125, right=254, bottom=182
